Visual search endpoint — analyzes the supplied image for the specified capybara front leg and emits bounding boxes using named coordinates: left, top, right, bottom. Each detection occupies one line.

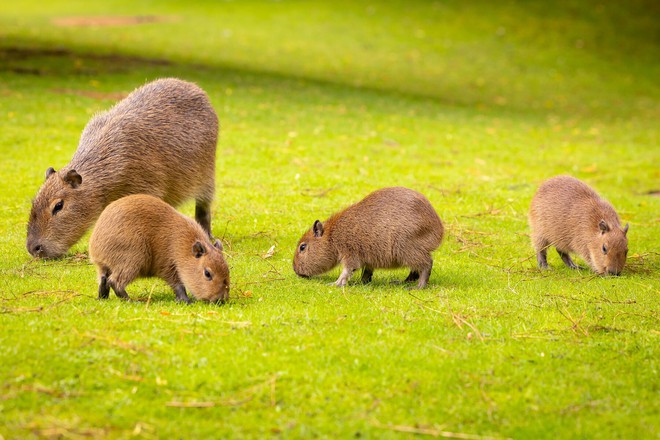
left=537, top=248, right=549, bottom=269
left=173, top=284, right=192, bottom=304
left=335, top=266, right=355, bottom=287
left=558, top=250, right=579, bottom=269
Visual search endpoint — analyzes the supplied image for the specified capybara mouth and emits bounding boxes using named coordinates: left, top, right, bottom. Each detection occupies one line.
left=292, top=265, right=310, bottom=278
left=28, top=243, right=64, bottom=259
left=213, top=289, right=230, bottom=304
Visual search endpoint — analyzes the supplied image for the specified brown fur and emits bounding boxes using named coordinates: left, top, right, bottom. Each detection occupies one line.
left=529, top=175, right=629, bottom=275
left=27, top=78, right=219, bottom=258
left=89, top=195, right=229, bottom=303
left=293, top=187, right=444, bottom=288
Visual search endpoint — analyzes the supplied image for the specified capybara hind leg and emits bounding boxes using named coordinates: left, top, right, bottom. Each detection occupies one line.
left=361, top=267, right=373, bottom=284
left=391, top=270, right=419, bottom=285
left=195, top=200, right=212, bottom=237
left=558, top=250, right=579, bottom=269
left=113, top=288, right=131, bottom=301
left=108, top=267, right=139, bottom=300
left=411, top=258, right=433, bottom=290
left=108, top=280, right=131, bottom=301
left=174, top=284, right=192, bottom=304
left=98, top=273, right=110, bottom=299
left=533, top=235, right=549, bottom=269
left=404, top=271, right=420, bottom=283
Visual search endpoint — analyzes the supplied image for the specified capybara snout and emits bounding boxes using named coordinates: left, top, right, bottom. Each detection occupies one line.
left=27, top=169, right=87, bottom=258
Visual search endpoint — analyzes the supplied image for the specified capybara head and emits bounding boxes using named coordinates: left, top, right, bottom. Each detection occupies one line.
left=179, top=239, right=230, bottom=303
left=590, top=220, right=629, bottom=275
left=293, top=220, right=339, bottom=278
left=27, top=168, right=95, bottom=259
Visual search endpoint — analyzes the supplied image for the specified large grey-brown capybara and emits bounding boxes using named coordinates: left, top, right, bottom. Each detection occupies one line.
left=27, top=78, right=219, bottom=258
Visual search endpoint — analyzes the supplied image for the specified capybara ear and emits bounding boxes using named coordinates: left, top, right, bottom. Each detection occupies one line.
left=192, top=241, right=206, bottom=258
left=213, top=239, right=223, bottom=251
left=45, top=167, right=56, bottom=180
left=313, top=220, right=324, bottom=237
left=623, top=223, right=629, bottom=235
left=598, top=220, right=609, bottom=234
left=64, top=170, right=82, bottom=188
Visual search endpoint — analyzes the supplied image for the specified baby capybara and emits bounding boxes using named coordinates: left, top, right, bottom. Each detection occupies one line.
left=89, top=195, right=230, bottom=303
left=529, top=175, right=629, bottom=275
left=27, top=78, right=218, bottom=258
left=293, top=187, right=444, bottom=288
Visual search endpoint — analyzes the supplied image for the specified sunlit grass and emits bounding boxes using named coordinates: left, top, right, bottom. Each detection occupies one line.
left=0, top=1, right=658, bottom=438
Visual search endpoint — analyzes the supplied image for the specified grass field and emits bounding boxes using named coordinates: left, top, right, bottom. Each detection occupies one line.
left=1, top=1, right=658, bottom=438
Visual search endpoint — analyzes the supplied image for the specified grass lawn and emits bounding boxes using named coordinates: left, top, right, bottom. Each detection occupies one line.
left=0, top=1, right=658, bottom=438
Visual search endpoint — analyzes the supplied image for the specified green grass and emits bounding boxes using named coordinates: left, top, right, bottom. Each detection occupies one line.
left=1, top=1, right=658, bottom=438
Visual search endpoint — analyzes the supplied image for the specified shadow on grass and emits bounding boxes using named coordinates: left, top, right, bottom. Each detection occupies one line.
left=0, top=46, right=172, bottom=78
left=0, top=41, right=470, bottom=119
left=294, top=270, right=463, bottom=291
left=0, top=41, right=537, bottom=118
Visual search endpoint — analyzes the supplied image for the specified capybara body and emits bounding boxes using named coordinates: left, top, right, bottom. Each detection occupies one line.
left=27, top=78, right=219, bottom=258
left=529, top=175, right=629, bottom=275
left=293, top=187, right=444, bottom=288
left=89, top=195, right=229, bottom=303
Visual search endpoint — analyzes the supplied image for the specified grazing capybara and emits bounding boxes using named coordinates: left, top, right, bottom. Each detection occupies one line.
left=27, top=78, right=219, bottom=259
left=89, top=195, right=230, bottom=303
left=529, top=175, right=629, bottom=275
left=293, top=187, right=444, bottom=289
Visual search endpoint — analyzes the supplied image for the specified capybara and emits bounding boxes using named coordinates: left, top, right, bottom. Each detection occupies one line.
left=27, top=78, right=219, bottom=258
left=293, top=187, right=444, bottom=288
left=529, top=175, right=629, bottom=275
left=89, top=194, right=229, bottom=303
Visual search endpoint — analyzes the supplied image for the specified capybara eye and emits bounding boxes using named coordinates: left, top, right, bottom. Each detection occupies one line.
left=52, top=200, right=64, bottom=215
left=602, top=244, right=608, bottom=255
left=299, top=243, right=307, bottom=252
left=204, top=268, right=212, bottom=280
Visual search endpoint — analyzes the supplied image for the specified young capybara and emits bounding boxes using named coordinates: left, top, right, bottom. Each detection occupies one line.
left=89, top=194, right=229, bottom=303
left=529, top=175, right=629, bottom=275
left=293, top=187, right=444, bottom=289
left=27, top=78, right=219, bottom=259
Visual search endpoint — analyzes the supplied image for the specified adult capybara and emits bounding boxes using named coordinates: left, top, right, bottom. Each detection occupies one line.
left=293, top=187, right=444, bottom=289
left=529, top=175, right=629, bottom=275
left=27, top=78, right=219, bottom=258
left=89, top=195, right=229, bottom=303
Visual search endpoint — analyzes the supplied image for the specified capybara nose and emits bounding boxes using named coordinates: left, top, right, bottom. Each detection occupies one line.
left=293, top=268, right=310, bottom=279
left=30, top=243, right=43, bottom=257
left=215, top=286, right=229, bottom=304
